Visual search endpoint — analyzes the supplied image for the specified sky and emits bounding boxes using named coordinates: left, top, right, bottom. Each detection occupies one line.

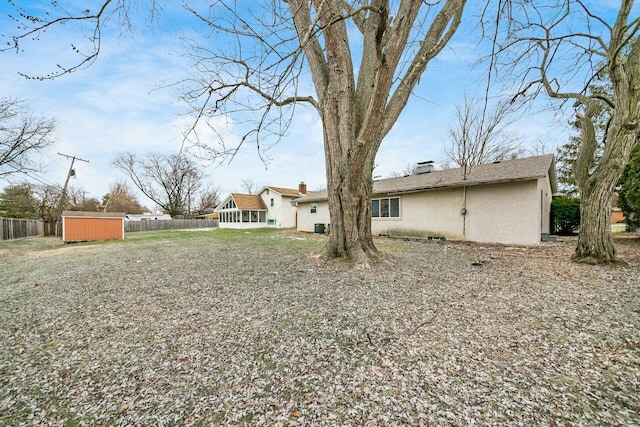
left=0, top=1, right=624, bottom=210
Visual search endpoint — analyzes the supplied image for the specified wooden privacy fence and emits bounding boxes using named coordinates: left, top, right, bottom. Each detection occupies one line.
left=1, top=218, right=45, bottom=241
left=124, top=218, right=219, bottom=233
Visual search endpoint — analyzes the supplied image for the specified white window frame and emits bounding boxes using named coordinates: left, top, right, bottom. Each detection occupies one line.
left=371, top=197, right=400, bottom=218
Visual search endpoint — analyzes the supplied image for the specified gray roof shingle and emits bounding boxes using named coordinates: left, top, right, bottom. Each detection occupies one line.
left=295, top=154, right=556, bottom=203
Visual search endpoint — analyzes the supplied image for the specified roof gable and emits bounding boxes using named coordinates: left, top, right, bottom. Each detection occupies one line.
left=261, top=186, right=320, bottom=197
left=261, top=186, right=300, bottom=197
left=232, top=193, right=267, bottom=210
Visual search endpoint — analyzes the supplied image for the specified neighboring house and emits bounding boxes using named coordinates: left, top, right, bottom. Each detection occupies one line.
left=295, top=154, right=558, bottom=246
left=216, top=193, right=268, bottom=229
left=611, top=208, right=625, bottom=224
left=216, top=183, right=312, bottom=229
left=260, top=184, right=311, bottom=228
left=610, top=194, right=627, bottom=232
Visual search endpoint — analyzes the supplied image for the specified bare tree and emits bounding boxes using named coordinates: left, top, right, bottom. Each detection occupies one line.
left=30, top=183, right=65, bottom=234
left=113, top=152, right=206, bottom=217
left=67, top=189, right=101, bottom=212
left=1, top=3, right=160, bottom=80
left=444, top=96, right=523, bottom=179
left=493, top=1, right=640, bottom=263
left=182, top=1, right=468, bottom=264
left=191, top=185, right=221, bottom=216
left=390, top=163, right=418, bottom=178
left=32, top=184, right=61, bottom=223
left=239, top=179, right=260, bottom=195
left=102, top=180, right=147, bottom=214
left=3, top=1, right=468, bottom=264
left=527, top=140, right=558, bottom=157
left=0, top=98, right=55, bottom=178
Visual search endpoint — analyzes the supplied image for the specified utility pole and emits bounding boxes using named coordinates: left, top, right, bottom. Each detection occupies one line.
left=55, top=152, right=90, bottom=236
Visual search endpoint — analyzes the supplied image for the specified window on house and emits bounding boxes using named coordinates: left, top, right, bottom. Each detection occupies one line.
left=371, top=197, right=400, bottom=218
left=310, top=203, right=317, bottom=214
left=390, top=197, right=400, bottom=217
left=268, top=219, right=276, bottom=225
left=259, top=211, right=266, bottom=222
left=270, top=198, right=274, bottom=207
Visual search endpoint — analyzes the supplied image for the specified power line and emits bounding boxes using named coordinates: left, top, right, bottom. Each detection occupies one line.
left=2, top=161, right=57, bottom=187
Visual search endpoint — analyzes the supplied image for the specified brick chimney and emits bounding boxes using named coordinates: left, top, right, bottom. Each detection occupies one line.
left=299, top=182, right=307, bottom=195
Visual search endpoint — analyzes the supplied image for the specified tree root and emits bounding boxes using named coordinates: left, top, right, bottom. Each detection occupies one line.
left=572, top=253, right=629, bottom=266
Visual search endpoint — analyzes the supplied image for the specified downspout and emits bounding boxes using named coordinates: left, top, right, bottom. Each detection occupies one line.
left=461, top=186, right=467, bottom=236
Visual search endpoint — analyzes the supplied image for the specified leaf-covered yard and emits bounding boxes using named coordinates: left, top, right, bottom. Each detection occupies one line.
left=1, top=229, right=639, bottom=426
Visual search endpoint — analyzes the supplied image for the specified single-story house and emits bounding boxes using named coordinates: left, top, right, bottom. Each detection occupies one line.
left=62, top=211, right=126, bottom=242
left=294, top=154, right=558, bottom=246
left=215, top=183, right=312, bottom=229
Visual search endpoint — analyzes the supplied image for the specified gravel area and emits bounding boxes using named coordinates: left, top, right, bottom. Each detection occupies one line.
left=1, top=229, right=639, bottom=426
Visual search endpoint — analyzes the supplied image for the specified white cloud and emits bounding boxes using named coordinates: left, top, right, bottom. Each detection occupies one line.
left=0, top=2, right=587, bottom=210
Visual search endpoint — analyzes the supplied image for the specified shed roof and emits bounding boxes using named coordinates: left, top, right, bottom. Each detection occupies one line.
left=295, top=154, right=556, bottom=203
left=62, top=211, right=126, bottom=218
left=231, top=193, right=268, bottom=210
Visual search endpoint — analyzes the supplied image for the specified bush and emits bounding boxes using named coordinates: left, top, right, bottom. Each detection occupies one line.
left=552, top=197, right=580, bottom=235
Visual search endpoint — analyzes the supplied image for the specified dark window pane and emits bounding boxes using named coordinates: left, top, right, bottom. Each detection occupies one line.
left=390, top=198, right=400, bottom=217
left=381, top=198, right=390, bottom=217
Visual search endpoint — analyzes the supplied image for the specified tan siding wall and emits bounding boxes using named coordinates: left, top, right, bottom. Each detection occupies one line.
left=465, top=180, right=539, bottom=245
left=371, top=188, right=465, bottom=240
left=297, top=179, right=547, bottom=245
left=538, top=175, right=553, bottom=234
left=63, top=217, right=124, bottom=242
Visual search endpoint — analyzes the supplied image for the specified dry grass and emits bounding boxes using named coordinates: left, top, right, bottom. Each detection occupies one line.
left=1, top=229, right=639, bottom=426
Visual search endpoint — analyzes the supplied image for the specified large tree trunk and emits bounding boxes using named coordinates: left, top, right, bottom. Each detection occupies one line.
left=322, top=135, right=379, bottom=263
left=574, top=124, right=638, bottom=263
left=320, top=65, right=379, bottom=265
left=286, top=0, right=465, bottom=264
left=574, top=179, right=616, bottom=263
left=572, top=27, right=640, bottom=263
